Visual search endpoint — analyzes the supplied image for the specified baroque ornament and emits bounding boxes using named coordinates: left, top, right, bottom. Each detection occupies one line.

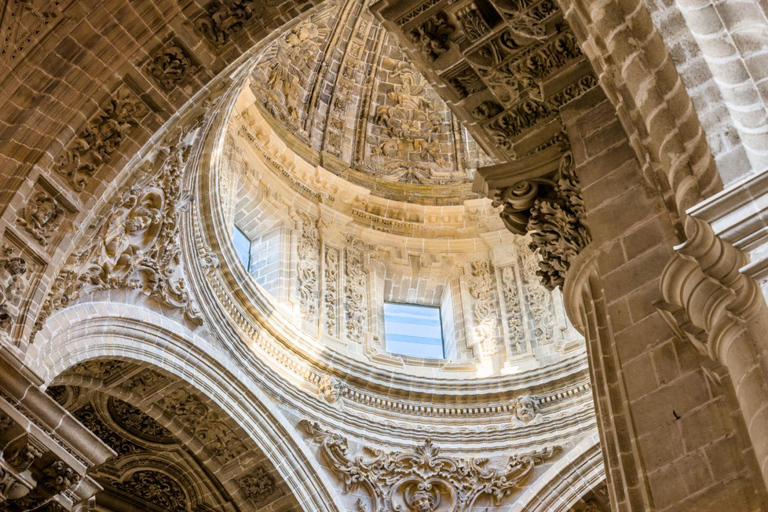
left=114, top=470, right=187, bottom=512
left=37, top=131, right=202, bottom=331
left=344, top=236, right=367, bottom=343
left=372, top=61, right=446, bottom=168
left=145, top=43, right=198, bottom=92
left=410, top=12, right=455, bottom=61
left=324, top=247, right=340, bottom=336
left=300, top=420, right=559, bottom=511
left=468, top=261, right=498, bottom=356
left=500, top=266, right=526, bottom=355
left=0, top=246, right=29, bottom=336
left=237, top=467, right=277, bottom=503
left=196, top=0, right=260, bottom=47
left=17, top=190, right=65, bottom=246
left=296, top=212, right=320, bottom=322
left=54, top=87, right=148, bottom=191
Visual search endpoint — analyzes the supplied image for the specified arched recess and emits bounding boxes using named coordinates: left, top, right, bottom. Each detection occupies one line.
left=26, top=301, right=345, bottom=512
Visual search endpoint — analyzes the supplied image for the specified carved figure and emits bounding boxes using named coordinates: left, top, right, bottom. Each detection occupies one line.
left=515, top=395, right=537, bottom=423
left=0, top=251, right=28, bottom=332
left=410, top=12, right=455, bottom=61
left=17, top=190, right=64, bottom=245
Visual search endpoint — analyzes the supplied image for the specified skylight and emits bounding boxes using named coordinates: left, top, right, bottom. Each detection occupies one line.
left=384, top=303, right=444, bottom=359
left=233, top=225, right=251, bottom=270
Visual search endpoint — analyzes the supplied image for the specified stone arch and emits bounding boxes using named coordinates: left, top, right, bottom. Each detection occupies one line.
left=27, top=300, right=345, bottom=512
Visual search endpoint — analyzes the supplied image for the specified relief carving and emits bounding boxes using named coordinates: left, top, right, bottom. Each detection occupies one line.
left=196, top=0, right=260, bottom=48
left=6, top=442, right=43, bottom=471
left=324, top=247, right=340, bottom=336
left=54, top=87, right=148, bottom=192
left=0, top=246, right=29, bottom=337
left=301, top=420, right=559, bottom=511
left=296, top=212, right=320, bottom=322
left=455, top=3, right=491, bottom=41
left=372, top=61, right=446, bottom=169
left=0, top=467, right=28, bottom=503
left=145, top=43, right=198, bottom=92
left=520, top=248, right=554, bottom=343
left=114, top=470, right=187, bottom=512
left=513, top=395, right=538, bottom=423
left=74, top=403, right=145, bottom=456
left=237, top=467, right=277, bottom=503
left=0, top=0, right=61, bottom=63
left=17, top=190, right=65, bottom=246
left=38, top=131, right=202, bottom=331
left=468, top=260, right=498, bottom=356
left=500, top=266, right=525, bottom=355
left=344, top=236, right=367, bottom=344
left=156, top=388, right=247, bottom=463
left=410, top=12, right=455, bottom=61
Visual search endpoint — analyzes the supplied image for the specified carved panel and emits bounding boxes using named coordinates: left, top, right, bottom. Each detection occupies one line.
left=344, top=236, right=367, bottom=343
left=73, top=403, right=145, bottom=456
left=0, top=244, right=30, bottom=339
left=108, top=397, right=175, bottom=443
left=237, top=466, right=277, bottom=503
left=297, top=212, right=320, bottom=322
left=144, top=41, right=198, bottom=92
left=324, top=246, right=340, bottom=336
left=0, top=0, right=65, bottom=64
left=468, top=260, right=499, bottom=356
left=16, top=189, right=65, bottom=247
left=196, top=0, right=261, bottom=48
left=54, top=86, right=149, bottom=192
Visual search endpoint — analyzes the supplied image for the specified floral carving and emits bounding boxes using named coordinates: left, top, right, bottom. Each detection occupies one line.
left=114, top=471, right=187, bottom=512
left=145, top=43, right=198, bottom=92
left=296, top=212, right=319, bottom=322
left=0, top=467, right=27, bottom=503
left=324, top=247, right=340, bottom=336
left=456, top=3, right=491, bottom=41
left=301, top=420, right=559, bottom=511
left=54, top=87, right=148, bottom=192
left=41, top=460, right=80, bottom=493
left=444, top=65, right=485, bottom=98
left=520, top=248, right=554, bottom=343
left=501, top=266, right=526, bottom=355
left=17, top=190, right=65, bottom=246
left=237, top=467, right=276, bottom=503
left=156, top=388, right=246, bottom=462
left=68, top=359, right=131, bottom=380
left=108, top=397, right=174, bottom=443
left=344, top=236, right=367, bottom=344
left=38, top=131, right=202, bottom=331
left=410, top=12, right=455, bottom=61
left=74, top=403, right=145, bottom=456
left=525, top=151, right=589, bottom=289
left=118, top=368, right=170, bottom=396
left=468, top=261, right=498, bottom=356
left=196, top=0, right=259, bottom=47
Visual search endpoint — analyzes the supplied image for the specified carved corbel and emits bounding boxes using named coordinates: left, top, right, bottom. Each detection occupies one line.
left=474, top=139, right=590, bottom=290
left=657, top=215, right=763, bottom=363
left=0, top=463, right=31, bottom=504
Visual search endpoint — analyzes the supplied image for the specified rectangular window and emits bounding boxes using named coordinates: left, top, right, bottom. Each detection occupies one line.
left=384, top=303, right=444, bottom=359
left=233, top=225, right=251, bottom=270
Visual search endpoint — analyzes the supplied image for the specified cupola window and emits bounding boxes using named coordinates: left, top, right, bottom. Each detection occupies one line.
left=233, top=225, right=251, bottom=270
left=383, top=303, right=444, bottom=359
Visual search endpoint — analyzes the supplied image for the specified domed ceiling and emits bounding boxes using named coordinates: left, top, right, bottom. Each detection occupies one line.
left=249, top=0, right=493, bottom=204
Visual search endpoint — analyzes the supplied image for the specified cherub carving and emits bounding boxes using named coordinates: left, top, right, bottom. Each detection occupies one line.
left=17, top=190, right=64, bottom=245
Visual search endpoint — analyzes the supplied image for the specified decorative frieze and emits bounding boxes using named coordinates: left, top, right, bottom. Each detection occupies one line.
left=324, top=247, right=340, bottom=336
left=114, top=470, right=187, bottom=511
left=54, top=86, right=148, bottom=192
left=301, top=420, right=559, bottom=511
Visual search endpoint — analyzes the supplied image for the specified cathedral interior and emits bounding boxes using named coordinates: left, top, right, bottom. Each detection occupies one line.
left=1, top=0, right=768, bottom=510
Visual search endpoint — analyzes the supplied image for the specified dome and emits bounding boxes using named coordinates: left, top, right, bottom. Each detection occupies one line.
left=246, top=1, right=494, bottom=205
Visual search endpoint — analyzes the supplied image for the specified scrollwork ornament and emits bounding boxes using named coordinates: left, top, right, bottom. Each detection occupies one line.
left=196, top=0, right=261, bottom=48
left=37, top=130, right=203, bottom=331
left=145, top=44, right=198, bottom=92
left=300, top=420, right=559, bottom=512
left=410, top=12, right=455, bottom=61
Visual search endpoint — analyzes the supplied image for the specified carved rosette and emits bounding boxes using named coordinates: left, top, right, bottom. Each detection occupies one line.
left=237, top=467, right=277, bottom=503
left=300, top=420, right=559, bottom=511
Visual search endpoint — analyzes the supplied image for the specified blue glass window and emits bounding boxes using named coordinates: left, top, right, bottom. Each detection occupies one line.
left=233, top=226, right=251, bottom=270
left=384, top=303, right=444, bottom=359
